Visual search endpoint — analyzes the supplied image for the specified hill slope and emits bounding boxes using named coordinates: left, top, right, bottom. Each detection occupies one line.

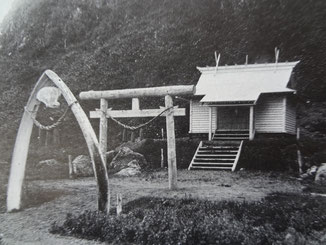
left=0, top=0, right=326, bottom=160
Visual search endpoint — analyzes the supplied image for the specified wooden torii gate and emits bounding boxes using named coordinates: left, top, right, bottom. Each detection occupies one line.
left=79, top=85, right=195, bottom=190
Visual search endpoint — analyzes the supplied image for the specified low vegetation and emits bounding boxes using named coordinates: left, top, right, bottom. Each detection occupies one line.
left=50, top=193, right=326, bottom=244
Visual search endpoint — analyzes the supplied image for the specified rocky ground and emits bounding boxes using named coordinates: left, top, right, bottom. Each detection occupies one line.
left=0, top=169, right=303, bottom=244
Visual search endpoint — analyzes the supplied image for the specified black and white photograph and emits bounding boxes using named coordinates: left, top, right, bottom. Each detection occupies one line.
left=0, top=0, right=326, bottom=244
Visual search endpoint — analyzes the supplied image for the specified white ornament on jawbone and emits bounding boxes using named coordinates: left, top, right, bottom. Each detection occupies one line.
left=36, top=87, right=61, bottom=108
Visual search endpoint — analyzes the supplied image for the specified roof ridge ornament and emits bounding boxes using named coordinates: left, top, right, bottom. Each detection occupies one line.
left=275, top=47, right=280, bottom=64
left=214, top=51, right=220, bottom=74
left=274, top=47, right=280, bottom=72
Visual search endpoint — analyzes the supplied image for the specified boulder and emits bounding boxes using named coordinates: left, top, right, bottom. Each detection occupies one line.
left=109, top=147, right=147, bottom=173
left=115, top=139, right=151, bottom=154
left=315, top=163, right=326, bottom=185
left=300, top=165, right=318, bottom=180
left=307, top=165, right=318, bottom=175
left=114, top=160, right=141, bottom=177
left=33, top=159, right=68, bottom=179
left=72, top=155, right=94, bottom=177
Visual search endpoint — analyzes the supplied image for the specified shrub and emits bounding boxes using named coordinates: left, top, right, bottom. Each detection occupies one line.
left=50, top=194, right=326, bottom=244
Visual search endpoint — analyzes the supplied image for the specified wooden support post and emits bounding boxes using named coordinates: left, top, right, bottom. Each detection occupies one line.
left=45, top=130, right=50, bottom=146
left=116, top=193, right=122, bottom=215
left=106, top=190, right=111, bottom=215
left=132, top=98, right=140, bottom=110
left=296, top=128, right=300, bottom=140
left=68, top=155, right=73, bottom=178
left=131, top=131, right=135, bottom=142
left=208, top=107, right=212, bottom=141
left=165, top=95, right=177, bottom=190
left=161, top=149, right=164, bottom=168
left=38, top=128, right=42, bottom=146
left=122, top=128, right=127, bottom=142
left=139, top=128, right=144, bottom=141
left=53, top=128, right=60, bottom=145
left=249, top=106, right=254, bottom=140
left=161, top=128, right=164, bottom=168
left=297, top=149, right=303, bottom=174
left=99, top=99, right=108, bottom=164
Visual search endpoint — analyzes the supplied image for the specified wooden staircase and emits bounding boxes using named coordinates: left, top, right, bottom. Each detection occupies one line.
left=188, top=130, right=246, bottom=171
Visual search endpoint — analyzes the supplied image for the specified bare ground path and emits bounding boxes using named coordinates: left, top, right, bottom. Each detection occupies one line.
left=0, top=170, right=303, bottom=244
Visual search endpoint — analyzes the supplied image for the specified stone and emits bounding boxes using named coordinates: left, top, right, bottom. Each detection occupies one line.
left=307, top=165, right=318, bottom=175
left=105, top=150, right=116, bottom=169
left=0, top=161, right=9, bottom=165
left=300, top=165, right=318, bottom=179
left=114, top=160, right=141, bottom=177
left=115, top=139, right=151, bottom=154
left=37, top=159, right=59, bottom=167
left=283, top=227, right=306, bottom=245
left=109, top=147, right=147, bottom=172
left=72, top=155, right=94, bottom=177
left=300, top=173, right=309, bottom=179
left=320, top=233, right=326, bottom=243
left=315, top=163, right=326, bottom=185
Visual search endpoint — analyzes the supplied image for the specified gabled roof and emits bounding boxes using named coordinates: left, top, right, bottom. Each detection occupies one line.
left=195, top=61, right=299, bottom=104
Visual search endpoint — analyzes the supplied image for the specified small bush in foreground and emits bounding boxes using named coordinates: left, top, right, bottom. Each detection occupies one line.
left=50, top=194, right=326, bottom=244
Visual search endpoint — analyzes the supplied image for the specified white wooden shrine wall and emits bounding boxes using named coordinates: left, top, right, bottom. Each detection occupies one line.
left=189, top=100, right=217, bottom=133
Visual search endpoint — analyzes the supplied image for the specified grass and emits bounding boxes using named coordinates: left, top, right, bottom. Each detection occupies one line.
left=50, top=193, right=326, bottom=245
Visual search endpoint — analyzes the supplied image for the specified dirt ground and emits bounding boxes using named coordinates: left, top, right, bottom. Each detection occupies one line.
left=0, top=170, right=303, bottom=244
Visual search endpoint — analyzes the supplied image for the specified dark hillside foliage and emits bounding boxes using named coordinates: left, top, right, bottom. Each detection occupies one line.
left=0, top=0, right=325, bottom=161
left=239, top=137, right=298, bottom=171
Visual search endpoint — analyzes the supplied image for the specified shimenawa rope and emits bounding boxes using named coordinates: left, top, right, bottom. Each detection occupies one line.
left=24, top=105, right=71, bottom=131
left=106, top=106, right=174, bottom=131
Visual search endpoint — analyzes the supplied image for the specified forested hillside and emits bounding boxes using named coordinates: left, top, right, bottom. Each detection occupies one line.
left=0, top=0, right=325, bottom=160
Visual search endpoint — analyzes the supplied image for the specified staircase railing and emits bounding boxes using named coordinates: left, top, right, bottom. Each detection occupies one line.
left=188, top=141, right=203, bottom=170
left=232, top=140, right=243, bottom=172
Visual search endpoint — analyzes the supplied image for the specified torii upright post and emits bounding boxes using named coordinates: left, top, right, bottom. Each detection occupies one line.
left=99, top=98, right=108, bottom=164
left=165, top=95, right=177, bottom=189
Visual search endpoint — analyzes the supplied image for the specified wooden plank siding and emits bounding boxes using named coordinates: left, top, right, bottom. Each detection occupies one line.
left=255, top=94, right=286, bottom=133
left=189, top=100, right=217, bottom=133
left=190, top=94, right=296, bottom=135
left=285, top=96, right=296, bottom=134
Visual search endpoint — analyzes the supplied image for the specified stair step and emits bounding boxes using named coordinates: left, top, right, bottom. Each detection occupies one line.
left=200, top=146, right=239, bottom=149
left=194, top=158, right=235, bottom=162
left=199, top=148, right=239, bottom=151
left=214, top=133, right=249, bottom=136
left=198, top=151, right=238, bottom=154
left=213, top=137, right=249, bottom=140
left=215, top=130, right=249, bottom=133
left=190, top=166, right=233, bottom=170
left=196, top=154, right=236, bottom=158
left=192, top=162, right=234, bottom=166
